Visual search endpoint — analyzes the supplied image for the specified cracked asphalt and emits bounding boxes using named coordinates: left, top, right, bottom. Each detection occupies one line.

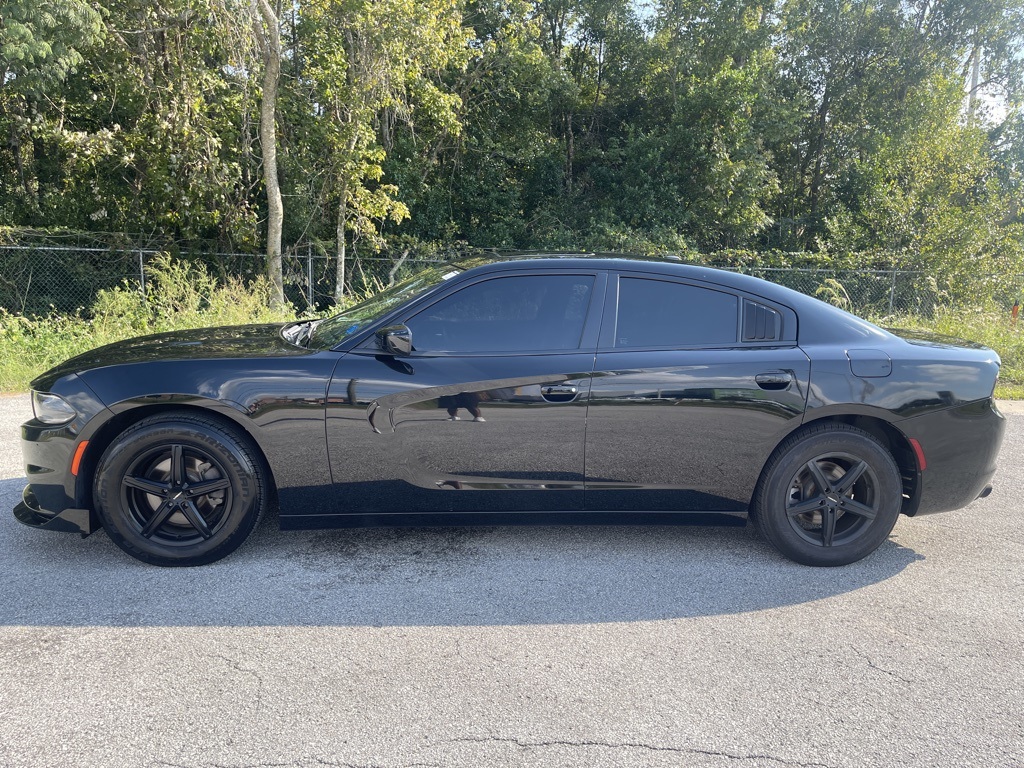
left=1, top=392, right=1022, bottom=768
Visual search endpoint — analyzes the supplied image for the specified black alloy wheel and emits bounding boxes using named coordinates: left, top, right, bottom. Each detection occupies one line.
left=753, top=423, right=902, bottom=566
left=94, top=413, right=267, bottom=566
left=120, top=442, right=233, bottom=543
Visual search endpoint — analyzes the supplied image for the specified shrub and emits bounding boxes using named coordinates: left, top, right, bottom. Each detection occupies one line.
left=0, top=255, right=296, bottom=392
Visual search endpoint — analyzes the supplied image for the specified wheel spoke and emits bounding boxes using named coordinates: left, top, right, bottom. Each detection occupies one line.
left=787, top=496, right=827, bottom=517
left=806, top=460, right=832, bottom=493
left=186, top=477, right=230, bottom=497
left=821, top=506, right=837, bottom=547
left=124, top=475, right=170, bottom=496
left=842, top=498, right=877, bottom=520
left=141, top=500, right=176, bottom=538
left=181, top=500, right=213, bottom=539
left=171, top=444, right=184, bottom=486
left=835, top=461, right=868, bottom=495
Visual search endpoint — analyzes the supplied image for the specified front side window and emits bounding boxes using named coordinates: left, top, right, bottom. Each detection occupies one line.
left=407, top=274, right=595, bottom=353
left=615, top=277, right=739, bottom=348
left=310, top=265, right=464, bottom=348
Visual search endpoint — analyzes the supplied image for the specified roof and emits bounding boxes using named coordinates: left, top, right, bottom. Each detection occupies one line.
left=451, top=251, right=893, bottom=345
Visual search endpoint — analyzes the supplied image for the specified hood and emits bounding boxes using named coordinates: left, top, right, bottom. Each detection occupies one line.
left=33, top=323, right=307, bottom=390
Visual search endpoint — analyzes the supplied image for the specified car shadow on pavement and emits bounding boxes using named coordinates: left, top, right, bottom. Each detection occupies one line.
left=0, top=476, right=924, bottom=627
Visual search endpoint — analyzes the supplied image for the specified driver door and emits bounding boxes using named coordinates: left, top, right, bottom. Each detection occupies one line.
left=325, top=271, right=605, bottom=516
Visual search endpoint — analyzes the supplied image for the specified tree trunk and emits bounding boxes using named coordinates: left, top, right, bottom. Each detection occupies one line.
left=968, top=40, right=981, bottom=122
left=387, top=249, right=411, bottom=287
left=335, top=192, right=347, bottom=303
left=255, top=0, right=285, bottom=307
left=565, top=112, right=574, bottom=192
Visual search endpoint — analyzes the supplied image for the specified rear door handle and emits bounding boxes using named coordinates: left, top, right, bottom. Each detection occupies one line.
left=755, top=372, right=793, bottom=390
left=541, top=385, right=578, bottom=402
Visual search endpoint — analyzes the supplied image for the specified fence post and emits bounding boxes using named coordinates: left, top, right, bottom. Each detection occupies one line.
left=888, top=269, right=897, bottom=315
left=138, top=250, right=147, bottom=297
left=306, top=243, right=314, bottom=311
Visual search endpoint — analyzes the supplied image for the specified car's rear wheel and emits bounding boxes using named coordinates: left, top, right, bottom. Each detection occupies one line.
left=753, top=423, right=902, bottom=566
left=94, top=413, right=266, bottom=566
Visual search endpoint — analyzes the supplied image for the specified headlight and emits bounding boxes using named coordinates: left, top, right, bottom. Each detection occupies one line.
left=32, top=391, right=78, bottom=425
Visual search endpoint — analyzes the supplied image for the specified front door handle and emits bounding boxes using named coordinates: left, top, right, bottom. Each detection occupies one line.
left=755, top=371, right=794, bottom=390
left=541, top=385, right=578, bottom=402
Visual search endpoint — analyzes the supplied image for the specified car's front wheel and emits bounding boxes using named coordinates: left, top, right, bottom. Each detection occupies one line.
left=94, top=412, right=267, bottom=566
left=753, top=423, right=902, bottom=566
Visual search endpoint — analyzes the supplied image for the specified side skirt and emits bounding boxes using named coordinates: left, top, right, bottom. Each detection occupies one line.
left=279, top=510, right=749, bottom=530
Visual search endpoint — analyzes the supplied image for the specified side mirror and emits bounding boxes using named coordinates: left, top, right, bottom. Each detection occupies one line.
left=376, top=324, right=413, bottom=356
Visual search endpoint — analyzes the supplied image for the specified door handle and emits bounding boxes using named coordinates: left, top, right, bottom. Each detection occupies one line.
left=755, top=372, right=793, bottom=390
left=541, top=385, right=578, bottom=402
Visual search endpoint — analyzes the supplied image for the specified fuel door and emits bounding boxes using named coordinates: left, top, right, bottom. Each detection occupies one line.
left=846, top=348, right=892, bottom=378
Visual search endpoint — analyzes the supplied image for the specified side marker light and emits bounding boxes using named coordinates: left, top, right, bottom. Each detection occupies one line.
left=908, top=438, right=927, bottom=472
left=71, top=441, right=89, bottom=476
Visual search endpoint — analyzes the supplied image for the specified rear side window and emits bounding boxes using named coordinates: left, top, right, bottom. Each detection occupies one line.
left=615, top=277, right=738, bottom=348
left=407, top=274, right=595, bottom=353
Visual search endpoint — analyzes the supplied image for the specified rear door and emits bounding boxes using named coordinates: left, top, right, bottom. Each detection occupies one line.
left=585, top=272, right=810, bottom=513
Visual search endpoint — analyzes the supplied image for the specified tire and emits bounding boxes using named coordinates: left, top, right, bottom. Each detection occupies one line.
left=94, top=412, right=267, bottom=566
left=752, top=423, right=902, bottom=567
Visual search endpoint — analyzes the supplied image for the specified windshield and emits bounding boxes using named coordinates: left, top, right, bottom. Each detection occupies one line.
left=309, top=264, right=463, bottom=349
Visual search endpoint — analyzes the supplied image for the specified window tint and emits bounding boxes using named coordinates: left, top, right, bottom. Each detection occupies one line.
left=615, top=278, right=738, bottom=348
left=407, top=274, right=595, bottom=353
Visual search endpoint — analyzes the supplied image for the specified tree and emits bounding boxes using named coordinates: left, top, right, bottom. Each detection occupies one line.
left=0, top=0, right=103, bottom=221
left=251, top=0, right=285, bottom=306
left=0, top=0, right=103, bottom=95
left=301, top=0, right=469, bottom=300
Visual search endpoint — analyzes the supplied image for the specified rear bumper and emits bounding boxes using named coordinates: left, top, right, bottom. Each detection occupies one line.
left=900, top=398, right=1006, bottom=516
left=13, top=484, right=97, bottom=535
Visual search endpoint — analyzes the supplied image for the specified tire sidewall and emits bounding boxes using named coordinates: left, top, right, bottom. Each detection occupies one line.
left=757, top=428, right=902, bottom=567
left=94, top=419, right=261, bottom=566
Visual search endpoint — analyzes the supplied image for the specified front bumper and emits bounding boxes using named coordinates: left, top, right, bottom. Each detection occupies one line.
left=15, top=375, right=111, bottom=537
left=14, top=485, right=97, bottom=535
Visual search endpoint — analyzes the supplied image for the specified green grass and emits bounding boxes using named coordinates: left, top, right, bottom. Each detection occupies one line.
left=882, top=308, right=1024, bottom=399
left=0, top=255, right=297, bottom=392
left=3, top=256, right=1023, bottom=399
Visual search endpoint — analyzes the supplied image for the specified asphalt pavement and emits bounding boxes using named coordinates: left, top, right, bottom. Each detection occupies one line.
left=1, top=392, right=1022, bottom=768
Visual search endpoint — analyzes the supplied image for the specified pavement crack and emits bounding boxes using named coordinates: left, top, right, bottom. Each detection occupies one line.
left=449, top=736, right=836, bottom=766
left=850, top=646, right=914, bottom=685
left=212, top=653, right=266, bottom=714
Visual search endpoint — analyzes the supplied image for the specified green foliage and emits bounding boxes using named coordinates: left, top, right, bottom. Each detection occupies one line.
left=295, top=0, right=471, bottom=266
left=93, top=253, right=292, bottom=334
left=0, top=0, right=1022, bottom=292
left=0, top=0, right=104, bottom=94
left=815, top=278, right=853, bottom=310
left=887, top=307, right=1024, bottom=399
left=0, top=254, right=295, bottom=392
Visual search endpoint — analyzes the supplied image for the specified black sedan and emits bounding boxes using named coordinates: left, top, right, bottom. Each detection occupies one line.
left=14, top=254, right=1006, bottom=567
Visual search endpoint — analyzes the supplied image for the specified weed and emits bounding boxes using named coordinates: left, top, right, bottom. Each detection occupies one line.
left=4, top=258, right=1023, bottom=401
left=0, top=255, right=296, bottom=392
left=881, top=308, right=1024, bottom=398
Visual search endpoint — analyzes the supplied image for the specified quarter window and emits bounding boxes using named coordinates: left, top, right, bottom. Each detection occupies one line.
left=615, top=277, right=738, bottom=348
left=407, top=274, right=595, bottom=353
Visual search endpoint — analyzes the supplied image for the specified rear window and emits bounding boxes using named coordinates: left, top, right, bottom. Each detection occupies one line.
left=615, top=277, right=738, bottom=348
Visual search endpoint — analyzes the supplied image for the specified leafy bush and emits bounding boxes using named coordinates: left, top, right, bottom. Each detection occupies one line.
left=0, top=255, right=296, bottom=392
left=3, top=255, right=1023, bottom=401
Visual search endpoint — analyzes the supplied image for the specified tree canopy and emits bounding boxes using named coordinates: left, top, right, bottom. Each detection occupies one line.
left=1, top=0, right=1022, bottom=291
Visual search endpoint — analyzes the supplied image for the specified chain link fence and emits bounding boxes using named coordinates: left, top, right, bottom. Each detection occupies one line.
left=730, top=266, right=944, bottom=318
left=2, top=241, right=1022, bottom=320
left=728, top=265, right=1024, bottom=318
left=0, top=243, right=467, bottom=316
